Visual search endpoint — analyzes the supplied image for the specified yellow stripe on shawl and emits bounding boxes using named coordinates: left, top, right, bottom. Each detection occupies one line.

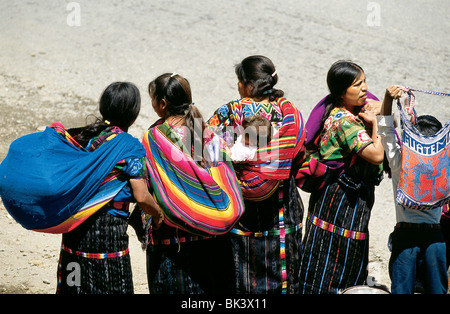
left=154, top=157, right=235, bottom=221
left=33, top=201, right=109, bottom=233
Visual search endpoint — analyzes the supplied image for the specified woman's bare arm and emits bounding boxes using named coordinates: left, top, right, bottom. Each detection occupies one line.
left=130, top=179, right=164, bottom=228
left=357, top=110, right=385, bottom=165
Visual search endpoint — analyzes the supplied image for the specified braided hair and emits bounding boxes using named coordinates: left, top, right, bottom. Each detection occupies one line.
left=74, top=82, right=141, bottom=147
left=235, top=55, right=284, bottom=102
left=148, top=73, right=205, bottom=165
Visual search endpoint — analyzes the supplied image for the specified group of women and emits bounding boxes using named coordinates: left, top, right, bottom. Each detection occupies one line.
left=52, top=55, right=385, bottom=294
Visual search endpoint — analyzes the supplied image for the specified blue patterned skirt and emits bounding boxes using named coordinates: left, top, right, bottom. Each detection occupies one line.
left=299, top=175, right=375, bottom=294
left=57, top=210, right=133, bottom=294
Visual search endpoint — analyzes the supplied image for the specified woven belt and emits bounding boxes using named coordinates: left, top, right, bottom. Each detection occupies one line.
left=150, top=235, right=211, bottom=246
left=230, top=222, right=302, bottom=238
left=308, top=212, right=367, bottom=240
left=61, top=243, right=129, bottom=259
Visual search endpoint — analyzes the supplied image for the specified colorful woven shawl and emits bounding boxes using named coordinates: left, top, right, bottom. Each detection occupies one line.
left=304, top=91, right=380, bottom=149
left=296, top=92, right=380, bottom=192
left=142, top=120, right=244, bottom=236
left=396, top=89, right=450, bottom=210
left=0, top=122, right=145, bottom=233
left=208, top=97, right=306, bottom=201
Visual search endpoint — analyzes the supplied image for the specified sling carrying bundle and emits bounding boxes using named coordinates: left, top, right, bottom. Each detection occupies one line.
left=396, top=87, right=450, bottom=210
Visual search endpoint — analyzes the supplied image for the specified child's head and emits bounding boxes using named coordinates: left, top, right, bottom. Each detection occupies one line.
left=99, top=81, right=141, bottom=131
left=242, top=115, right=272, bottom=147
left=415, top=115, right=442, bottom=136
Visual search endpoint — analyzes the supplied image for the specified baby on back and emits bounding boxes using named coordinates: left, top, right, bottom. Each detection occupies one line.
left=230, top=114, right=272, bottom=162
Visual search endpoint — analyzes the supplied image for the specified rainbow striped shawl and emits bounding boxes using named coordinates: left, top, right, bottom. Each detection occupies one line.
left=0, top=122, right=145, bottom=233
left=142, top=121, right=244, bottom=236
left=208, top=97, right=306, bottom=201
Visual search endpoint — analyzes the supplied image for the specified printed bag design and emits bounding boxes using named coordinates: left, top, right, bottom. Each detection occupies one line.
left=396, top=89, right=450, bottom=210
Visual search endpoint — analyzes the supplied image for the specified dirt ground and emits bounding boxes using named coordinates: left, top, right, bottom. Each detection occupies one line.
left=0, top=0, right=449, bottom=294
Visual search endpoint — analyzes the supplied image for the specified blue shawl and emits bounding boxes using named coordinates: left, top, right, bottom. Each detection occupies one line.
left=0, top=124, right=145, bottom=232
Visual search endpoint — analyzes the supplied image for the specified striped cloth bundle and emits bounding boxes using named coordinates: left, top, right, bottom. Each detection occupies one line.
left=208, top=97, right=306, bottom=201
left=296, top=92, right=381, bottom=193
left=38, top=176, right=127, bottom=233
left=142, top=121, right=244, bottom=236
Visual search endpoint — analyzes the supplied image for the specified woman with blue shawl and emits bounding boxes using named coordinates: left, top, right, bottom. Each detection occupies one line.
left=56, top=82, right=163, bottom=294
left=0, top=82, right=163, bottom=294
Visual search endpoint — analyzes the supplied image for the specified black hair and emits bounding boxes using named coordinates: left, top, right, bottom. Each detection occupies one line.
left=100, top=82, right=141, bottom=129
left=416, top=115, right=442, bottom=136
left=148, top=73, right=205, bottom=165
left=327, top=60, right=364, bottom=105
left=74, top=82, right=141, bottom=147
left=235, top=55, right=284, bottom=101
left=321, top=60, right=365, bottom=127
left=148, top=73, right=192, bottom=117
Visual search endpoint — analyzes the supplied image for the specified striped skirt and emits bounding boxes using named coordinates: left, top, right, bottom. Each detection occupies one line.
left=230, top=177, right=304, bottom=294
left=230, top=224, right=302, bottom=294
left=146, top=232, right=235, bottom=294
left=56, top=210, right=133, bottom=294
left=299, top=176, right=375, bottom=294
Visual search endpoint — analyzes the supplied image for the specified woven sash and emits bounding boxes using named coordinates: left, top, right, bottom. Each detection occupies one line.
left=307, top=212, right=367, bottom=240
left=61, top=243, right=129, bottom=259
